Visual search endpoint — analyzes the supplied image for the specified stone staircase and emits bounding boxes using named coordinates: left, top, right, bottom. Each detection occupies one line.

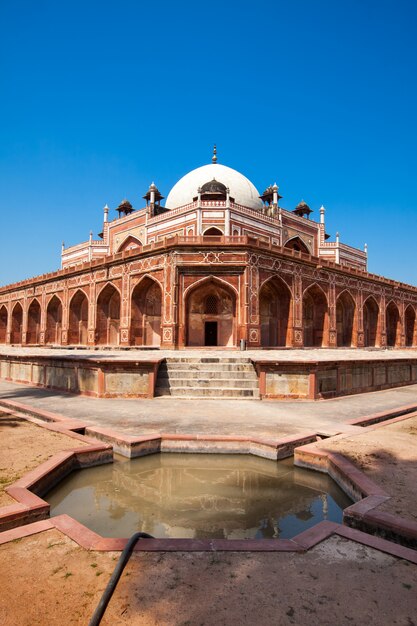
left=155, top=357, right=260, bottom=399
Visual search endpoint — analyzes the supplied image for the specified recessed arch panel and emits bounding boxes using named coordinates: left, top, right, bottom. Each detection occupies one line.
left=336, top=291, right=356, bottom=347
left=284, top=236, right=310, bottom=255
left=117, top=236, right=143, bottom=253
left=69, top=290, right=89, bottom=345
left=11, top=303, right=23, bottom=344
left=259, top=276, right=292, bottom=347
left=26, top=299, right=41, bottom=344
left=303, top=284, right=328, bottom=347
left=0, top=305, right=8, bottom=344
left=45, top=295, right=62, bottom=344
left=130, top=277, right=162, bottom=347
left=96, top=284, right=120, bottom=345
left=363, top=296, right=379, bottom=347
left=405, top=305, right=416, bottom=347
left=203, top=227, right=223, bottom=236
left=386, top=301, right=400, bottom=347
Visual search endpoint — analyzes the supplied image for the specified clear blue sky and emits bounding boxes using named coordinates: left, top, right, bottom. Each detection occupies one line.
left=1, top=0, right=416, bottom=286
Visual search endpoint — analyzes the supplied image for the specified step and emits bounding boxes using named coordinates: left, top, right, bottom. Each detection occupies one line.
left=156, top=377, right=259, bottom=389
left=155, top=386, right=260, bottom=398
left=157, top=370, right=258, bottom=380
left=162, top=362, right=256, bottom=372
left=164, top=357, right=252, bottom=364
left=155, top=357, right=260, bottom=400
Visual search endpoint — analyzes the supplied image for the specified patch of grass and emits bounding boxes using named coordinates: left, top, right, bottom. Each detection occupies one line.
left=64, top=572, right=73, bottom=579
left=402, top=583, right=412, bottom=590
left=95, top=571, right=103, bottom=577
left=90, top=563, right=98, bottom=568
left=52, top=566, right=64, bottom=575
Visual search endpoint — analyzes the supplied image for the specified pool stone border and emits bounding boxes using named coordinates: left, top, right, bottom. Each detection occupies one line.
left=0, top=397, right=416, bottom=554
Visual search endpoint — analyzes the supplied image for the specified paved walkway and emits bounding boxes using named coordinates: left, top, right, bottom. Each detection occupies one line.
left=1, top=378, right=416, bottom=440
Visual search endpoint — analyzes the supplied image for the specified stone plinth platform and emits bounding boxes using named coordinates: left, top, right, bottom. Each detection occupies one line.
left=0, top=347, right=416, bottom=400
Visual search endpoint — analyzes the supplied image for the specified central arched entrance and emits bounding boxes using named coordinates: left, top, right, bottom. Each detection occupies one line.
left=96, top=284, right=120, bottom=345
left=259, top=277, right=291, bottom=347
left=45, top=296, right=62, bottom=344
left=186, top=278, right=236, bottom=347
left=336, top=291, right=356, bottom=347
left=303, top=285, right=328, bottom=347
left=130, top=277, right=162, bottom=346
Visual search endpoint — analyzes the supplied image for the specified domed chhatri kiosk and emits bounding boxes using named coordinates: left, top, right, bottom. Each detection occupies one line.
left=0, top=147, right=416, bottom=352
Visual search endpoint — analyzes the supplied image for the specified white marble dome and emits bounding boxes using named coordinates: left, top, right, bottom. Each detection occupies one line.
left=165, top=163, right=263, bottom=210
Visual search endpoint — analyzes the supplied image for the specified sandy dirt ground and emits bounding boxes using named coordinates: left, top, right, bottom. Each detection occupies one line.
left=0, top=410, right=88, bottom=507
left=313, top=415, right=417, bottom=521
left=0, top=528, right=416, bottom=626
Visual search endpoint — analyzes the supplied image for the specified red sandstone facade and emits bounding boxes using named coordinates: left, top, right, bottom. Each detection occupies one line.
left=0, top=156, right=416, bottom=350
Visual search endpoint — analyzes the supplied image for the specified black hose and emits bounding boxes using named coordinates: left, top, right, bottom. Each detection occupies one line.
left=88, top=531, right=154, bottom=626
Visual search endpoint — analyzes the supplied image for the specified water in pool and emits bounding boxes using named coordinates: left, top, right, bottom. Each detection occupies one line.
left=47, top=454, right=351, bottom=540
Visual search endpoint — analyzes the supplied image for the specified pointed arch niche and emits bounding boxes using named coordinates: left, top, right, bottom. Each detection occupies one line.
left=259, top=277, right=292, bottom=347
left=11, top=303, right=23, bottom=344
left=363, top=297, right=379, bottom=347
left=386, top=301, right=400, bottom=347
left=284, top=237, right=310, bottom=254
left=26, top=299, right=41, bottom=344
left=45, top=296, right=62, bottom=344
left=336, top=291, right=356, bottom=347
left=69, top=290, right=89, bottom=345
left=117, top=236, right=143, bottom=253
left=96, top=284, right=120, bottom=346
left=405, top=305, right=416, bottom=347
left=303, top=284, right=328, bottom=347
left=130, top=277, right=162, bottom=346
left=203, top=227, right=223, bottom=236
left=0, top=306, right=8, bottom=343
left=186, top=278, right=236, bottom=347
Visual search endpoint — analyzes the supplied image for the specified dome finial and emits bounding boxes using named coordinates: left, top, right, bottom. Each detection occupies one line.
left=212, top=145, right=217, bottom=164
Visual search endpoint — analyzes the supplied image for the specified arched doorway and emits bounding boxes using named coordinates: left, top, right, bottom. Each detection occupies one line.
left=0, top=306, right=8, bottom=343
left=386, top=301, right=400, bottom=347
left=405, top=305, right=416, bottom=347
left=68, top=290, right=88, bottom=345
left=11, top=303, right=23, bottom=344
left=203, top=227, right=223, bottom=236
left=130, top=278, right=162, bottom=346
left=284, top=237, right=310, bottom=254
left=45, top=296, right=62, bottom=344
left=186, top=279, right=236, bottom=347
left=303, top=285, right=328, bottom=347
left=363, top=297, right=379, bottom=347
left=96, top=284, right=120, bottom=345
left=259, top=278, right=291, bottom=347
left=336, top=291, right=356, bottom=347
left=27, top=299, right=41, bottom=344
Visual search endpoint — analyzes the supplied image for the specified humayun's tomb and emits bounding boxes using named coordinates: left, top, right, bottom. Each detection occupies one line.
left=0, top=149, right=416, bottom=400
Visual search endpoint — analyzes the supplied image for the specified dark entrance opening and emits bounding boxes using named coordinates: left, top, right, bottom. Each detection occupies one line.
left=205, top=321, right=217, bottom=346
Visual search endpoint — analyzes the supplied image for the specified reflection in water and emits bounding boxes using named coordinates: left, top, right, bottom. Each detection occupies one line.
left=47, top=454, right=351, bottom=540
